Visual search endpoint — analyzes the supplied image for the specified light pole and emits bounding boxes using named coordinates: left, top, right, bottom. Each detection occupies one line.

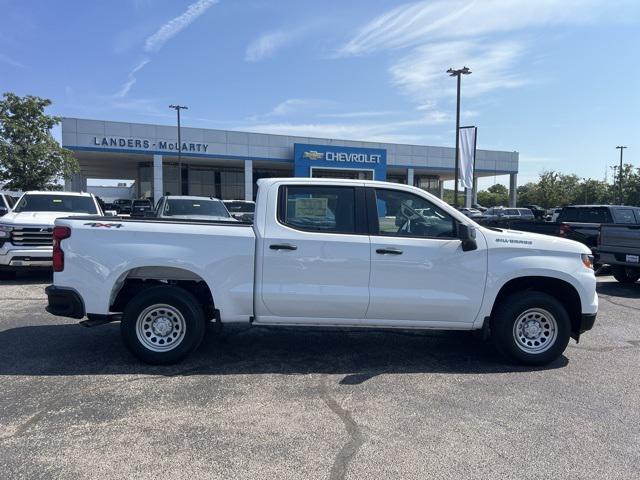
left=169, top=104, right=188, bottom=195
left=447, top=66, right=471, bottom=207
left=582, top=178, right=588, bottom=204
left=616, top=145, right=627, bottom=204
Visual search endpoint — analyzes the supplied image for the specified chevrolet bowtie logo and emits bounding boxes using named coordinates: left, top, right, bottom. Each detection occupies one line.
left=303, top=150, right=324, bottom=160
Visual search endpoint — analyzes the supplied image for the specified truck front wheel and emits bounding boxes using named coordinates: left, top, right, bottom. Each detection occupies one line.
left=491, top=292, right=570, bottom=366
left=611, top=266, right=640, bottom=284
left=121, top=285, right=206, bottom=365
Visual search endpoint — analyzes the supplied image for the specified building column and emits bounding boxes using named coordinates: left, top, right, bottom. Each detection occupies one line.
left=67, top=173, right=87, bottom=192
left=472, top=177, right=478, bottom=205
left=244, top=160, right=253, bottom=201
left=509, top=173, right=517, bottom=207
left=407, top=168, right=414, bottom=187
left=438, top=180, right=445, bottom=199
left=153, top=154, right=163, bottom=202
left=464, top=187, right=472, bottom=208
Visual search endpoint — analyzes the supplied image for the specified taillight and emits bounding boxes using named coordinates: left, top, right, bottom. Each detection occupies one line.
left=52, top=226, right=71, bottom=272
left=559, top=223, right=570, bottom=237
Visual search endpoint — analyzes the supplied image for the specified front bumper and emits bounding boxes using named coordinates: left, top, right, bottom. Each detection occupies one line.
left=0, top=245, right=53, bottom=269
left=578, top=313, right=597, bottom=334
left=45, top=285, right=85, bottom=319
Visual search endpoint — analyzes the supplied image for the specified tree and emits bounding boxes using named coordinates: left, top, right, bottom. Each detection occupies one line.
left=0, top=92, right=78, bottom=190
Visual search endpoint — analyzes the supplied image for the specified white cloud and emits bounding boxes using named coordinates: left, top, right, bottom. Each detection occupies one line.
left=390, top=40, right=527, bottom=104
left=145, top=0, right=218, bottom=52
left=114, top=58, right=150, bottom=98
left=318, top=111, right=401, bottom=119
left=337, top=0, right=631, bottom=56
left=0, top=53, right=25, bottom=68
left=237, top=112, right=449, bottom=144
left=245, top=30, right=293, bottom=62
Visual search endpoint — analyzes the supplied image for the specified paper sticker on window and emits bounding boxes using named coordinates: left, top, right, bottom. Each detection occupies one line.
left=295, top=198, right=328, bottom=217
left=53, top=199, right=62, bottom=203
left=192, top=203, right=200, bottom=207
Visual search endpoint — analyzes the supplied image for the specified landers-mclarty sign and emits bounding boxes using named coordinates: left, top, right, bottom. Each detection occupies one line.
left=92, top=136, right=209, bottom=153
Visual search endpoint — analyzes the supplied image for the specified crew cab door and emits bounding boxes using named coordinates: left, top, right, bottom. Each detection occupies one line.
left=257, top=183, right=370, bottom=321
left=365, top=187, right=487, bottom=325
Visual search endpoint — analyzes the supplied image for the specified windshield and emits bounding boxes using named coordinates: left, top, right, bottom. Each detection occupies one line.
left=13, top=194, right=98, bottom=214
left=133, top=200, right=151, bottom=207
left=224, top=201, right=255, bottom=213
left=164, top=199, right=230, bottom=217
left=114, top=199, right=131, bottom=205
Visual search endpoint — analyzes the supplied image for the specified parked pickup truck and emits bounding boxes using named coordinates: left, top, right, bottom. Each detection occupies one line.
left=0, top=191, right=105, bottom=278
left=597, top=224, right=640, bottom=284
left=46, top=178, right=598, bottom=366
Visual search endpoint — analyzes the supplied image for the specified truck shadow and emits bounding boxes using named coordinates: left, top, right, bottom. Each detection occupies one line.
left=0, top=270, right=52, bottom=285
left=597, top=279, right=640, bottom=299
left=0, top=323, right=567, bottom=380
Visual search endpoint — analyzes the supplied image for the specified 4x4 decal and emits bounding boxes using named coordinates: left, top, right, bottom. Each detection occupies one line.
left=84, top=222, right=123, bottom=228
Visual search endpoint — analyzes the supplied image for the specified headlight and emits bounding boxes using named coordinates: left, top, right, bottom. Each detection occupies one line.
left=581, top=253, right=594, bottom=269
left=0, top=224, right=12, bottom=238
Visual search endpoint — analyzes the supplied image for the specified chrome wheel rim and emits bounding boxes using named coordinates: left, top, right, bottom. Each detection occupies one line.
left=513, top=308, right=557, bottom=354
left=136, top=304, right=186, bottom=352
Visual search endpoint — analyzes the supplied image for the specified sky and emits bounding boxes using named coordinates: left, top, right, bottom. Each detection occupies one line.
left=1, top=0, right=639, bottom=189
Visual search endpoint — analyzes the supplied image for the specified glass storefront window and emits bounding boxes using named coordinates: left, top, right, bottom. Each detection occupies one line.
left=415, top=175, right=440, bottom=196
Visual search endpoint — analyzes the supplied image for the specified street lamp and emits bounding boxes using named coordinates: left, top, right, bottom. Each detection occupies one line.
left=447, top=66, right=472, bottom=207
left=616, top=145, right=627, bottom=205
left=169, top=104, right=188, bottom=195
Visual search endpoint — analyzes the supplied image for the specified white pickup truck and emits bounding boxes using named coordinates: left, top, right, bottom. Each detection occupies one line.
left=46, top=178, right=598, bottom=366
left=0, top=191, right=105, bottom=278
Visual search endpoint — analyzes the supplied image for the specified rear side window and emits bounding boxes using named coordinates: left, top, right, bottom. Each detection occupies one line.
left=505, top=209, right=519, bottom=215
left=279, top=185, right=356, bottom=234
left=579, top=207, right=612, bottom=223
left=613, top=208, right=636, bottom=224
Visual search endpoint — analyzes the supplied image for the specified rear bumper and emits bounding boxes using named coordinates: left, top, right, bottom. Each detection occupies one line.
left=45, top=285, right=85, bottom=319
left=597, top=251, right=640, bottom=269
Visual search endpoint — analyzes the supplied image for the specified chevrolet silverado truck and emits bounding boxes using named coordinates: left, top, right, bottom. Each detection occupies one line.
left=46, top=178, right=598, bottom=366
left=0, top=191, right=105, bottom=279
left=597, top=223, right=640, bottom=284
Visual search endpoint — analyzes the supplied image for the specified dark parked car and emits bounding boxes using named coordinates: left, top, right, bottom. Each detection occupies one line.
left=131, top=199, right=153, bottom=217
left=480, top=207, right=535, bottom=224
left=597, top=222, right=640, bottom=284
left=0, top=193, right=16, bottom=216
left=112, top=198, right=133, bottom=215
left=223, top=200, right=255, bottom=222
left=522, top=204, right=546, bottom=220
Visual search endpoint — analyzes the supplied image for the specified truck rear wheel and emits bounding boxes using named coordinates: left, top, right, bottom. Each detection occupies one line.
left=611, top=266, right=640, bottom=284
left=491, top=291, right=570, bottom=366
left=121, top=285, right=206, bottom=365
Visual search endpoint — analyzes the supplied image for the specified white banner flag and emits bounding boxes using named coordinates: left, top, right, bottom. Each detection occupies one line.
left=458, top=127, right=477, bottom=189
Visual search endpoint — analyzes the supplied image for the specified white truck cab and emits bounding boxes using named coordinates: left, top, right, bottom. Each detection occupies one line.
left=46, top=179, right=598, bottom=366
left=0, top=191, right=103, bottom=278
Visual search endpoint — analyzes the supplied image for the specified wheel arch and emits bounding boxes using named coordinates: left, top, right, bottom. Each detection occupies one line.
left=109, top=266, right=217, bottom=320
left=490, top=276, right=583, bottom=339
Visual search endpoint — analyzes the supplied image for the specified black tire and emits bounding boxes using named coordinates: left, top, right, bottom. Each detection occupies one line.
left=120, top=285, right=206, bottom=365
left=491, top=291, right=571, bottom=366
left=611, top=266, right=640, bottom=284
left=0, top=270, right=16, bottom=280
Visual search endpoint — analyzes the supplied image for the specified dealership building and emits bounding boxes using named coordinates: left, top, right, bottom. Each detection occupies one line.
left=61, top=118, right=519, bottom=205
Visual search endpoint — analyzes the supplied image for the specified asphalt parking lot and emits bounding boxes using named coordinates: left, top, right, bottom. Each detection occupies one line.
left=0, top=274, right=639, bottom=480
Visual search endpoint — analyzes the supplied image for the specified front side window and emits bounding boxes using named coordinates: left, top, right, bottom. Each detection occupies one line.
left=13, top=194, right=98, bottom=214
left=374, top=189, right=456, bottom=238
left=280, top=186, right=355, bottom=233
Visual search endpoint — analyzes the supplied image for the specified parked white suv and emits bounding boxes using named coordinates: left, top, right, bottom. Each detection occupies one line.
left=0, top=191, right=103, bottom=278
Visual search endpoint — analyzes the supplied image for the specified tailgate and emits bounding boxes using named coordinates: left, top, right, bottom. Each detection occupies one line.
left=601, top=225, right=640, bottom=250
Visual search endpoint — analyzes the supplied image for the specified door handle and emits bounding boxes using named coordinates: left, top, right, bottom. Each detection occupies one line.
left=376, top=248, right=403, bottom=255
left=270, top=243, right=298, bottom=251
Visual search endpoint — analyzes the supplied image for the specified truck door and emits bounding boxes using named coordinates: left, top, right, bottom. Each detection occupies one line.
left=258, top=184, right=370, bottom=321
left=365, top=187, right=487, bottom=324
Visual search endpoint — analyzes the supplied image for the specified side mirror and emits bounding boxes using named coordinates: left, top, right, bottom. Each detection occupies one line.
left=0, top=206, right=8, bottom=217
left=457, top=223, right=477, bottom=252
